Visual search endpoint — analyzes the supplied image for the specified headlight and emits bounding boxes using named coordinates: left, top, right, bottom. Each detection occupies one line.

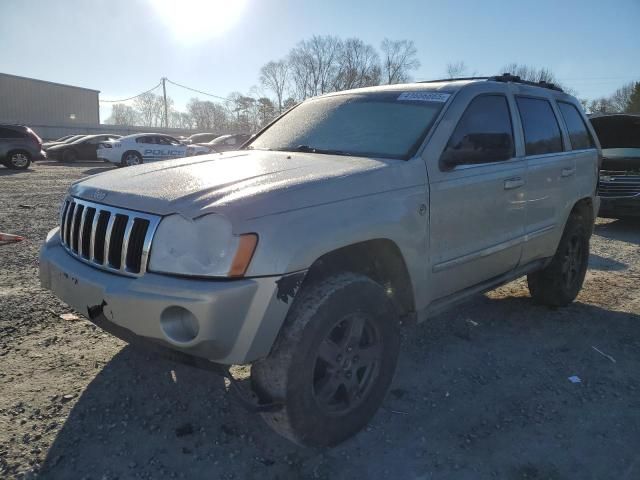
left=148, top=214, right=257, bottom=277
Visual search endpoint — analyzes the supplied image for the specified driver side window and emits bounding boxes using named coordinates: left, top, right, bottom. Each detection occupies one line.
left=440, top=95, right=514, bottom=169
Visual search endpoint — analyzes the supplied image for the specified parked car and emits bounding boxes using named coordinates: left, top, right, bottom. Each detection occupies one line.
left=0, top=124, right=46, bottom=169
left=191, top=133, right=252, bottom=154
left=40, top=74, right=599, bottom=447
left=42, top=134, right=87, bottom=150
left=47, top=134, right=122, bottom=162
left=590, top=114, right=640, bottom=217
left=97, top=133, right=207, bottom=166
left=185, top=132, right=219, bottom=144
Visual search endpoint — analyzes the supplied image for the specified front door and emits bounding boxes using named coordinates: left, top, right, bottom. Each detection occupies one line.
left=427, top=94, right=526, bottom=300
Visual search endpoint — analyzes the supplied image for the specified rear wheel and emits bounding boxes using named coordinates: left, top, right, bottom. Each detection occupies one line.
left=527, top=212, right=590, bottom=306
left=251, top=273, right=400, bottom=447
left=122, top=151, right=143, bottom=167
left=6, top=151, right=31, bottom=169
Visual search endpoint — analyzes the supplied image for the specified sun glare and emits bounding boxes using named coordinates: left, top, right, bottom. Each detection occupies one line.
left=149, top=0, right=248, bottom=44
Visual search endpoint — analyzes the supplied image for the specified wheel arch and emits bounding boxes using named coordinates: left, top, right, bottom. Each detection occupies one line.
left=300, top=239, right=416, bottom=320
left=569, top=196, right=595, bottom=232
left=6, top=148, right=32, bottom=159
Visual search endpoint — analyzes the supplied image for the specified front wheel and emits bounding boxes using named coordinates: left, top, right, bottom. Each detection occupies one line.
left=122, top=151, right=143, bottom=167
left=6, top=151, right=31, bottom=169
left=251, top=273, right=400, bottom=447
left=527, top=212, right=590, bottom=306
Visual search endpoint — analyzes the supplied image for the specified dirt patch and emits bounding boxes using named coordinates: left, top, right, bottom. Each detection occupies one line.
left=1, top=162, right=639, bottom=479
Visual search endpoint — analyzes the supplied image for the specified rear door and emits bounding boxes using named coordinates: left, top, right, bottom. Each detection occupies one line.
left=514, top=96, right=577, bottom=264
left=426, top=93, right=526, bottom=299
left=156, top=136, right=187, bottom=159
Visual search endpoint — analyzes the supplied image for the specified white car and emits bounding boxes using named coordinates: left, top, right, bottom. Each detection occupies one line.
left=97, top=133, right=209, bottom=167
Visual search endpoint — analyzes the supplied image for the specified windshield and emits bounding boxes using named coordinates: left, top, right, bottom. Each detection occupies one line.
left=247, top=92, right=447, bottom=159
left=209, top=134, right=231, bottom=145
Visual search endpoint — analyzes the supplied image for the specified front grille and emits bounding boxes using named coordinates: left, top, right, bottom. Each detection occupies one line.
left=60, top=197, right=160, bottom=277
left=599, top=171, right=640, bottom=198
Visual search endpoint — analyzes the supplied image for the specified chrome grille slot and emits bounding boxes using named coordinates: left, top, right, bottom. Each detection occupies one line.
left=599, top=172, right=640, bottom=198
left=59, top=197, right=161, bottom=277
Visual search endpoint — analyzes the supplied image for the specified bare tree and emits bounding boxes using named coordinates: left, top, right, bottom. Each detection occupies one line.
left=134, top=92, right=165, bottom=127
left=588, top=97, right=616, bottom=114
left=260, top=60, right=289, bottom=114
left=106, top=103, right=138, bottom=126
left=499, top=63, right=576, bottom=95
left=380, top=39, right=420, bottom=84
left=288, top=35, right=343, bottom=99
left=187, top=98, right=228, bottom=131
left=609, top=81, right=637, bottom=112
left=446, top=61, right=470, bottom=78
left=334, top=38, right=381, bottom=90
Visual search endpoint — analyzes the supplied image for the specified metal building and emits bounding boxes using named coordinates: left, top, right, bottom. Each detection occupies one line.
left=0, top=72, right=100, bottom=131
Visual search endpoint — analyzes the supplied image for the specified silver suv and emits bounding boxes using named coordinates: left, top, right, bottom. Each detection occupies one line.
left=40, top=75, right=600, bottom=446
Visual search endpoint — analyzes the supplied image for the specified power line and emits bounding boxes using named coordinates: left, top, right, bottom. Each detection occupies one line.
left=99, top=82, right=162, bottom=103
left=165, top=78, right=228, bottom=101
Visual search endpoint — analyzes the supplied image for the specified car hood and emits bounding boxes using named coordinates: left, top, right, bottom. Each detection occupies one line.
left=591, top=114, right=640, bottom=171
left=70, top=150, right=417, bottom=220
left=47, top=143, right=69, bottom=151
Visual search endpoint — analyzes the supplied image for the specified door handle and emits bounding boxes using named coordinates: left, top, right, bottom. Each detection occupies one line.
left=504, top=177, right=524, bottom=190
left=561, top=167, right=576, bottom=178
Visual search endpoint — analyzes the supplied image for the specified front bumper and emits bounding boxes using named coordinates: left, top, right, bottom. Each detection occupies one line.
left=599, top=196, right=640, bottom=217
left=39, top=228, right=294, bottom=364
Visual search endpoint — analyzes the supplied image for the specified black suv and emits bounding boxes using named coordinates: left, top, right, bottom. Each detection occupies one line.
left=0, top=124, right=46, bottom=170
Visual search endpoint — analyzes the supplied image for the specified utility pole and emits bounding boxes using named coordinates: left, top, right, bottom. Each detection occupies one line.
left=161, top=77, right=168, bottom=128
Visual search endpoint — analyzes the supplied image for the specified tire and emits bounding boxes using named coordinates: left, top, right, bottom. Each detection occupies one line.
left=527, top=212, right=590, bottom=307
left=121, top=151, right=143, bottom=167
left=62, top=149, right=78, bottom=163
left=251, top=273, right=400, bottom=447
left=5, top=151, right=31, bottom=170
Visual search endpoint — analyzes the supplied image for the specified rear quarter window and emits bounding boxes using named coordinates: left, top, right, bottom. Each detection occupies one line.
left=516, top=97, right=564, bottom=156
left=557, top=102, right=595, bottom=150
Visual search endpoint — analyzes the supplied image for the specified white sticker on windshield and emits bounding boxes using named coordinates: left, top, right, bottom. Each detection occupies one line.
left=397, top=92, right=451, bottom=102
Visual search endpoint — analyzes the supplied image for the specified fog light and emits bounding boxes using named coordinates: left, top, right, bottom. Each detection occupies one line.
left=160, top=306, right=199, bottom=343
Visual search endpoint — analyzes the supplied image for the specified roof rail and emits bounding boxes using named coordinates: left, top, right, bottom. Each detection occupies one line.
left=489, top=73, right=564, bottom=92
left=419, top=76, right=490, bottom=84
left=419, top=73, right=564, bottom=93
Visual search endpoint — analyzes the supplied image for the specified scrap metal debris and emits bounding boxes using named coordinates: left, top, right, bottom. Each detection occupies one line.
left=592, top=346, right=617, bottom=364
left=0, top=232, right=25, bottom=245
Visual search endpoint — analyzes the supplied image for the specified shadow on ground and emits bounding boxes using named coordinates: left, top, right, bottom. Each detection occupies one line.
left=0, top=168, right=33, bottom=176
left=589, top=253, right=628, bottom=271
left=39, top=296, right=640, bottom=479
left=595, top=218, right=640, bottom=245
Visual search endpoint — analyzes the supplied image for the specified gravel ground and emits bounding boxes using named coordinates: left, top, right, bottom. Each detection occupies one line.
left=1, top=161, right=639, bottom=480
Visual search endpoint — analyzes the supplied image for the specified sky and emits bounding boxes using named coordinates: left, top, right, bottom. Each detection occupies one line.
left=2, top=0, right=639, bottom=122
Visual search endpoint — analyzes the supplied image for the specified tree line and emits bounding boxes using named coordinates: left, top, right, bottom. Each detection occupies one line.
left=106, top=35, right=639, bottom=131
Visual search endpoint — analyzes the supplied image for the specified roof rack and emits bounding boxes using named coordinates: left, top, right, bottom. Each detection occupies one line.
left=419, top=73, right=564, bottom=93
left=488, top=73, right=564, bottom=92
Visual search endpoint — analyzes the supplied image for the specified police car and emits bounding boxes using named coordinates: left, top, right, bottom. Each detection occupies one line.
left=97, top=133, right=209, bottom=167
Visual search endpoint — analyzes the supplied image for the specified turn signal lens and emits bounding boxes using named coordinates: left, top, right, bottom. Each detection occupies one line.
left=228, top=234, right=258, bottom=277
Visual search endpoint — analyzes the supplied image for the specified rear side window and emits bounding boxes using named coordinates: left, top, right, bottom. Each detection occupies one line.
left=0, top=127, right=24, bottom=138
left=557, top=102, right=595, bottom=150
left=516, top=97, right=563, bottom=155
left=440, top=95, right=514, bottom=166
